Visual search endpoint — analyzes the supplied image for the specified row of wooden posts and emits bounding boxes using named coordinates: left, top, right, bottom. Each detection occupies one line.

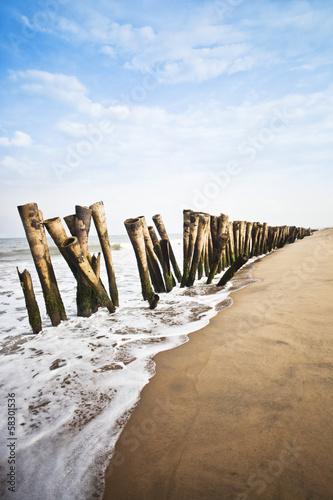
left=17, top=202, right=312, bottom=333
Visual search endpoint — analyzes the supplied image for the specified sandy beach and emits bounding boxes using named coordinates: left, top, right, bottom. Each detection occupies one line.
left=103, top=228, right=333, bottom=500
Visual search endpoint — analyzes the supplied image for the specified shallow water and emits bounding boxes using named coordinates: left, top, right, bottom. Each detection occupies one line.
left=0, top=235, right=261, bottom=499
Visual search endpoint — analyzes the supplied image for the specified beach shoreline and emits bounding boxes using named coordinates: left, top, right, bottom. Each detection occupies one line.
left=103, top=228, right=333, bottom=500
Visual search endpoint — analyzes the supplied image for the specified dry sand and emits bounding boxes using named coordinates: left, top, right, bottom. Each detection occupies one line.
left=103, top=228, right=333, bottom=500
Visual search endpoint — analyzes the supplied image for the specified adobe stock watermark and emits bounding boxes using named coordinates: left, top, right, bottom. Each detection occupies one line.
left=105, top=396, right=179, bottom=479
left=52, top=120, right=114, bottom=182
left=236, top=439, right=304, bottom=499
left=7, top=0, right=69, bottom=55
left=215, top=0, right=244, bottom=21
left=190, top=106, right=296, bottom=211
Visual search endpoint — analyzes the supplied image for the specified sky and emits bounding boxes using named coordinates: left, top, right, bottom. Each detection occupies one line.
left=0, top=0, right=332, bottom=237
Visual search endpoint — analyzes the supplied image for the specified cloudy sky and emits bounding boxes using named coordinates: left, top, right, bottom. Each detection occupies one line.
left=0, top=0, right=332, bottom=237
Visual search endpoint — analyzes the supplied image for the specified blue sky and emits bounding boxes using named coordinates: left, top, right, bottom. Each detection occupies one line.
left=0, top=0, right=332, bottom=237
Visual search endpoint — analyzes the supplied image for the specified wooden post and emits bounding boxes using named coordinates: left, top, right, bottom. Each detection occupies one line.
left=206, top=213, right=229, bottom=284
left=64, top=215, right=76, bottom=236
left=180, top=212, right=199, bottom=287
left=91, top=253, right=101, bottom=313
left=186, top=214, right=209, bottom=286
left=152, top=214, right=182, bottom=283
left=139, top=216, right=166, bottom=294
left=233, top=221, right=240, bottom=260
left=124, top=218, right=159, bottom=309
left=228, top=221, right=236, bottom=264
left=206, top=233, right=229, bottom=284
left=17, top=268, right=42, bottom=334
left=148, top=226, right=174, bottom=292
left=216, top=253, right=249, bottom=287
left=182, top=209, right=192, bottom=284
left=44, top=216, right=93, bottom=318
left=75, top=205, right=92, bottom=257
left=251, top=223, right=260, bottom=257
left=90, top=201, right=119, bottom=307
left=159, top=239, right=174, bottom=292
left=18, top=203, right=67, bottom=326
left=244, top=222, right=253, bottom=255
left=61, top=237, right=115, bottom=313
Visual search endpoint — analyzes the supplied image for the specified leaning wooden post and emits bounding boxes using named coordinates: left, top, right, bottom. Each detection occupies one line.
left=17, top=268, right=42, bottom=334
left=44, top=216, right=91, bottom=318
left=61, top=237, right=115, bottom=313
left=148, top=226, right=174, bottom=292
left=186, top=214, right=209, bottom=287
left=181, top=212, right=199, bottom=287
left=216, top=253, right=249, bottom=287
left=152, top=214, right=182, bottom=283
left=18, top=203, right=67, bottom=326
left=90, top=201, right=119, bottom=307
left=124, top=218, right=159, bottom=309
left=139, top=216, right=166, bottom=294
left=159, top=240, right=174, bottom=292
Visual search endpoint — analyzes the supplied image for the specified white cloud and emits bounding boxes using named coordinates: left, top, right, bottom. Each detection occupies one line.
left=0, top=131, right=32, bottom=148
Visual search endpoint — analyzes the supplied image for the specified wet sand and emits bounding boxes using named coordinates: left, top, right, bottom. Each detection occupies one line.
left=103, top=228, right=333, bottom=500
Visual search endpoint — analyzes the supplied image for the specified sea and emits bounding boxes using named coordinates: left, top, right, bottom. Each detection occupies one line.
left=0, top=235, right=261, bottom=499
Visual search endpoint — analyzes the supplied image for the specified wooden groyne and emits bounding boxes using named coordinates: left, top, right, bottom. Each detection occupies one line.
left=17, top=202, right=312, bottom=332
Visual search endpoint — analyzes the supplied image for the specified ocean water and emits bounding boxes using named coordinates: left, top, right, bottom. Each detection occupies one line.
left=0, top=235, right=261, bottom=499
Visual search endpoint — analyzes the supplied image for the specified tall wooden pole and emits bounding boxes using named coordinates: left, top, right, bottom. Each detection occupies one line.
left=152, top=214, right=182, bottom=283
left=18, top=203, right=67, bottom=326
left=186, top=214, right=209, bottom=286
left=139, top=216, right=166, bottom=294
left=90, top=201, right=119, bottom=307
left=124, top=218, right=159, bottom=309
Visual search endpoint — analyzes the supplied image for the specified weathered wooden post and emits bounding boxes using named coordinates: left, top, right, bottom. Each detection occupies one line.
left=251, top=223, right=260, bottom=257
left=124, top=218, right=159, bottom=309
left=152, top=214, right=182, bottom=283
left=75, top=205, right=92, bottom=257
left=148, top=226, right=174, bottom=292
left=91, top=253, right=101, bottom=313
left=244, top=222, right=253, bottom=255
left=233, top=221, right=240, bottom=260
left=61, top=237, right=115, bottom=313
left=181, top=212, right=199, bottom=287
left=18, top=203, right=67, bottom=326
left=139, top=216, right=166, bottom=294
left=238, top=221, right=247, bottom=255
left=228, top=221, right=236, bottom=264
left=90, top=201, right=119, bottom=307
left=182, top=209, right=192, bottom=280
left=64, top=215, right=76, bottom=236
left=17, top=268, right=42, bottom=334
left=216, top=253, right=249, bottom=287
left=206, top=213, right=229, bottom=284
left=44, top=216, right=93, bottom=317
left=186, top=214, right=209, bottom=286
